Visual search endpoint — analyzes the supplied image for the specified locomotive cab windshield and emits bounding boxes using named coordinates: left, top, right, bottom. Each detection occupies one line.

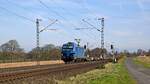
left=62, top=43, right=74, bottom=51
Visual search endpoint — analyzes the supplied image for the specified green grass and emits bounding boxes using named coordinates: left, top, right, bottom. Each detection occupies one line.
left=134, top=56, right=150, bottom=68
left=57, top=58, right=136, bottom=84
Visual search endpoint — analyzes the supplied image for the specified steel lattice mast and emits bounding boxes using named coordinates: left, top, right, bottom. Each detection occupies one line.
left=98, top=18, right=104, bottom=59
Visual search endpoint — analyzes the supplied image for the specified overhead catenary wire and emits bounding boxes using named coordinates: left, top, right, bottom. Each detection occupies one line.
left=37, top=0, right=65, bottom=20
left=50, top=0, right=77, bottom=19
left=81, top=1, right=116, bottom=54
left=2, top=0, right=101, bottom=48
left=81, top=0, right=99, bottom=16
left=37, top=0, right=85, bottom=40
left=80, top=1, right=107, bottom=51
left=4, top=0, right=61, bottom=33
left=0, top=5, right=58, bottom=33
left=82, top=0, right=138, bottom=19
left=37, top=0, right=80, bottom=30
left=5, top=0, right=54, bottom=21
left=48, top=0, right=100, bottom=44
left=5, top=0, right=29, bottom=11
left=66, top=0, right=101, bottom=44
left=0, top=6, right=34, bottom=23
left=3, top=0, right=69, bottom=40
left=79, top=1, right=106, bottom=34
left=75, top=22, right=99, bottom=43
left=0, top=2, right=62, bottom=53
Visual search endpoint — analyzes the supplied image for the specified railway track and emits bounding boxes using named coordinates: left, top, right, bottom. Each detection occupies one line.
left=0, top=60, right=109, bottom=83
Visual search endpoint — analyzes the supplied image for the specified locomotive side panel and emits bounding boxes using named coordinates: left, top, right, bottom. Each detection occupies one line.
left=74, top=47, right=86, bottom=59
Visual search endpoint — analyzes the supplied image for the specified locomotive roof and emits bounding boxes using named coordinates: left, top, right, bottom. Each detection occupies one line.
left=63, top=42, right=84, bottom=48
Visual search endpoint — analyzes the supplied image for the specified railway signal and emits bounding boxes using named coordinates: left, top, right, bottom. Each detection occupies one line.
left=111, top=44, right=117, bottom=63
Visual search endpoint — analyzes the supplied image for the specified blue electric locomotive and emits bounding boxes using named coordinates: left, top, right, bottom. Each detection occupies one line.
left=61, top=42, right=86, bottom=62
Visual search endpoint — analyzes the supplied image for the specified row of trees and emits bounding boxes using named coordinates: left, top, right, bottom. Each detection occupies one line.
left=117, top=49, right=150, bottom=57
left=0, top=40, right=149, bottom=63
left=136, top=49, right=150, bottom=56
left=26, top=44, right=61, bottom=60
left=0, top=40, right=23, bottom=52
left=0, top=40, right=61, bottom=63
left=0, top=40, right=110, bottom=63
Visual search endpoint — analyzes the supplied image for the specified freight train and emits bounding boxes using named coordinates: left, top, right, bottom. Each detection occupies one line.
left=61, top=42, right=119, bottom=63
left=61, top=42, right=87, bottom=62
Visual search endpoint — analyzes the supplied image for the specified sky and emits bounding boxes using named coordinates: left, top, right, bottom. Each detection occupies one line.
left=0, top=0, right=150, bottom=52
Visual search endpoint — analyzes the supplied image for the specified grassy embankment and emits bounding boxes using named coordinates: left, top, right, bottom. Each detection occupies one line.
left=134, top=56, right=150, bottom=68
left=57, top=57, right=136, bottom=84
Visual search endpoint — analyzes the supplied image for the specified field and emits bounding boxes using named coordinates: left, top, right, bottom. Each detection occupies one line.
left=0, top=60, right=64, bottom=68
left=133, top=56, right=150, bottom=68
left=57, top=57, right=136, bottom=84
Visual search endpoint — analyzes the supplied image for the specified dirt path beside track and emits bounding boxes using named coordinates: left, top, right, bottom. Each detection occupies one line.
left=125, top=57, right=150, bottom=84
